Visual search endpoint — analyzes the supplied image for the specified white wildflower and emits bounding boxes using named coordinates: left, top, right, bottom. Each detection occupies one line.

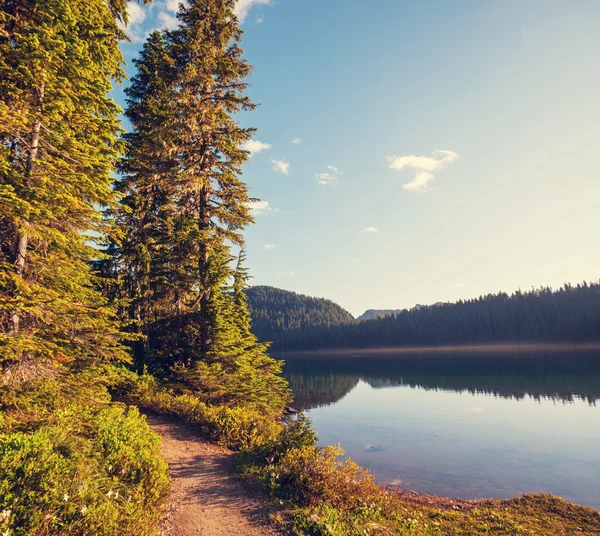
left=0, top=509, right=10, bottom=521
left=80, top=505, right=87, bottom=515
left=63, top=494, right=69, bottom=502
left=107, top=490, right=114, bottom=498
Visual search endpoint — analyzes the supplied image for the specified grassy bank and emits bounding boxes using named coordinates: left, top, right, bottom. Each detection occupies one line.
left=110, top=367, right=600, bottom=536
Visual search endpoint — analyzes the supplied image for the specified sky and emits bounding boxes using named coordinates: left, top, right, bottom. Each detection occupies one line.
left=115, top=0, right=600, bottom=317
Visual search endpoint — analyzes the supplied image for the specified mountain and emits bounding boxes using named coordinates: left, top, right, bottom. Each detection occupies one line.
left=245, top=286, right=354, bottom=350
left=357, top=309, right=404, bottom=322
left=252, top=281, right=600, bottom=352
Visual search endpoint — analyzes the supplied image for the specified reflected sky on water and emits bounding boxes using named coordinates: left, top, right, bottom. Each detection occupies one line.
left=282, top=350, right=600, bottom=509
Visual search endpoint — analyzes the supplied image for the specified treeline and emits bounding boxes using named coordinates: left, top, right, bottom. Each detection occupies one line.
left=246, top=286, right=354, bottom=349
left=264, top=283, right=600, bottom=350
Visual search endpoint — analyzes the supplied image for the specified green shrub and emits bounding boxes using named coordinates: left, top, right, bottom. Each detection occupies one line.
left=108, top=367, right=285, bottom=451
left=0, top=403, right=169, bottom=536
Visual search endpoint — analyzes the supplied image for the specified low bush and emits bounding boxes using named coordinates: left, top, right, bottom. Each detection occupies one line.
left=0, top=378, right=169, bottom=536
left=107, top=366, right=284, bottom=451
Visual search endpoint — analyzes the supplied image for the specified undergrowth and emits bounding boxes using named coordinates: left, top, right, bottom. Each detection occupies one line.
left=0, top=371, right=169, bottom=536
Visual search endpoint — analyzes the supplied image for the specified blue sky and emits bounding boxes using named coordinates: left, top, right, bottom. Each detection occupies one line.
left=116, top=0, right=600, bottom=316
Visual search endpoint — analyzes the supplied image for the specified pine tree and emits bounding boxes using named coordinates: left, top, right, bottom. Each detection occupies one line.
left=0, top=0, right=135, bottom=382
left=160, top=0, right=257, bottom=358
left=111, top=0, right=290, bottom=412
left=175, top=249, right=290, bottom=414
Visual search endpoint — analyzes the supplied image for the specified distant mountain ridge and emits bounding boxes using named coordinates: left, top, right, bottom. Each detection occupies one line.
left=247, top=282, right=600, bottom=352
left=357, top=309, right=403, bottom=322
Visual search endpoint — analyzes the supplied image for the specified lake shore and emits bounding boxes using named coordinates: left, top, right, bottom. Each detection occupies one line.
left=275, top=341, right=600, bottom=358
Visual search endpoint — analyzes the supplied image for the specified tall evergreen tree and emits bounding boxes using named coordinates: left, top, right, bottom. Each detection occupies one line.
left=0, top=0, right=135, bottom=382
left=111, top=0, right=290, bottom=412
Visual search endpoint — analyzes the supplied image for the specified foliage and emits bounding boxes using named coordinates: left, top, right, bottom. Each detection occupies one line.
left=260, top=282, right=600, bottom=351
left=0, top=0, right=132, bottom=375
left=101, top=0, right=291, bottom=415
left=0, top=376, right=169, bottom=536
left=107, top=366, right=284, bottom=451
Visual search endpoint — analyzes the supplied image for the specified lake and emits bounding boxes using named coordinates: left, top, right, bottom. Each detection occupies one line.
left=281, top=348, right=600, bottom=509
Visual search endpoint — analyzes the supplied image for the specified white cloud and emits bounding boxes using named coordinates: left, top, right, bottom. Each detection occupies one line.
left=271, top=159, right=290, bottom=175
left=316, top=164, right=343, bottom=185
left=292, top=138, right=302, bottom=144
left=277, top=270, right=296, bottom=277
left=158, top=10, right=179, bottom=30
left=264, top=243, right=276, bottom=250
left=256, top=16, right=264, bottom=23
left=403, top=170, right=435, bottom=192
left=235, top=0, right=272, bottom=23
left=121, top=3, right=150, bottom=43
left=245, top=200, right=278, bottom=215
left=387, top=149, right=459, bottom=193
left=165, top=0, right=180, bottom=12
left=360, top=227, right=379, bottom=234
left=240, top=139, right=271, bottom=155
left=126, top=1, right=146, bottom=25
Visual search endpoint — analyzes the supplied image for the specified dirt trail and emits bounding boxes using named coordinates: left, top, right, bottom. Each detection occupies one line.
left=146, top=413, right=281, bottom=536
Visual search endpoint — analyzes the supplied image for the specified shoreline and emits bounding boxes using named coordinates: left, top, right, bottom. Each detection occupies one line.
left=274, top=341, right=600, bottom=358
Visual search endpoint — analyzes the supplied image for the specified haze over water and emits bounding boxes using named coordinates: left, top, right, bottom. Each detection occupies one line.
left=283, top=349, right=600, bottom=509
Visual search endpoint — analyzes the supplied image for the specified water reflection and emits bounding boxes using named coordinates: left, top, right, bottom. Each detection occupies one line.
left=280, top=350, right=600, bottom=508
left=282, top=351, right=600, bottom=409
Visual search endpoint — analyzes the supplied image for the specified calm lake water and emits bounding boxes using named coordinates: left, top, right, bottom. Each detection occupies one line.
left=281, top=349, right=600, bottom=509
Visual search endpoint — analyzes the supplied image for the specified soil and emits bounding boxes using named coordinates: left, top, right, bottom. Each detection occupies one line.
left=145, top=413, right=283, bottom=536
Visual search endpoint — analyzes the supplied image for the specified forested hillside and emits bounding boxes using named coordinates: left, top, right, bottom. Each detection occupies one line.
left=265, top=282, right=600, bottom=351
left=245, top=286, right=354, bottom=350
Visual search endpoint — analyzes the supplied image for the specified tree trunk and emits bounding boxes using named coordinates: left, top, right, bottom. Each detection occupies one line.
left=8, top=82, right=44, bottom=337
left=198, top=183, right=211, bottom=357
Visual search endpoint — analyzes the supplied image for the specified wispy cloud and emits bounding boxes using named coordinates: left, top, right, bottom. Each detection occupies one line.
left=158, top=10, right=178, bottom=30
left=234, top=0, right=272, bottom=23
left=292, top=138, right=302, bottom=144
left=122, top=1, right=149, bottom=42
left=271, top=159, right=290, bottom=175
left=241, top=139, right=271, bottom=156
left=165, top=0, right=180, bottom=12
left=316, top=165, right=343, bottom=185
left=264, top=243, right=276, bottom=250
left=256, top=16, right=264, bottom=24
left=387, top=149, right=459, bottom=192
left=246, top=200, right=278, bottom=215
left=124, top=0, right=180, bottom=43
left=360, top=226, right=379, bottom=234
left=127, top=1, right=146, bottom=24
